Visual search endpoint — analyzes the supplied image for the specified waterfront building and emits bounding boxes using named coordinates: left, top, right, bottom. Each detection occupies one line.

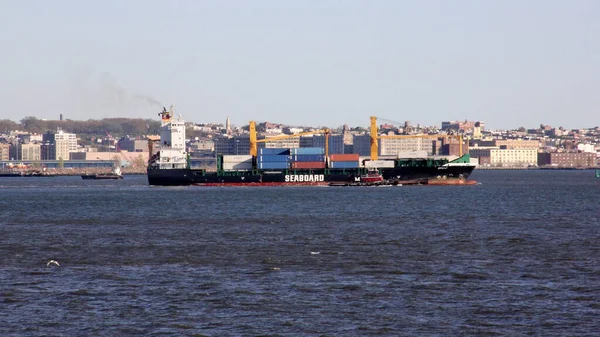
left=9, top=143, right=42, bottom=161
left=300, top=134, right=345, bottom=154
left=352, top=134, right=372, bottom=156
left=441, top=120, right=485, bottom=133
left=440, top=138, right=470, bottom=156
left=469, top=148, right=538, bottom=166
left=0, top=143, right=9, bottom=162
left=214, top=135, right=251, bottom=155
left=494, top=139, right=540, bottom=149
left=538, top=152, right=597, bottom=168
left=117, top=137, right=148, bottom=152
left=577, top=143, right=596, bottom=153
left=261, top=136, right=299, bottom=149
left=70, top=151, right=149, bottom=167
left=41, top=130, right=78, bottom=160
left=189, top=139, right=215, bottom=152
left=473, top=122, right=483, bottom=139
left=380, top=138, right=434, bottom=156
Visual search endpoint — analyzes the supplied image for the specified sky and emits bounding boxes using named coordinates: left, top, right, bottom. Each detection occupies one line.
left=0, top=0, right=598, bottom=130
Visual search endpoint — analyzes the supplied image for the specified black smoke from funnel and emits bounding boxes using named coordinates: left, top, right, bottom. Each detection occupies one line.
left=133, top=94, right=162, bottom=107
left=66, top=66, right=163, bottom=118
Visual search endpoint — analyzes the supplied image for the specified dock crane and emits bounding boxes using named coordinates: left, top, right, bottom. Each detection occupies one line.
left=369, top=116, right=464, bottom=161
left=249, top=121, right=330, bottom=157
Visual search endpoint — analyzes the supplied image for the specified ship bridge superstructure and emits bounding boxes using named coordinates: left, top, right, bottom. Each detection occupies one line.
left=152, top=106, right=188, bottom=169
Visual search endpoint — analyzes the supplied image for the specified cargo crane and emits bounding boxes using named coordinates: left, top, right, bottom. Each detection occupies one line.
left=146, top=135, right=160, bottom=163
left=369, top=116, right=464, bottom=161
left=248, top=121, right=330, bottom=157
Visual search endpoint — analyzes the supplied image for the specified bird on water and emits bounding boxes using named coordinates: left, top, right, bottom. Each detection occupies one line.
left=47, top=260, right=60, bottom=267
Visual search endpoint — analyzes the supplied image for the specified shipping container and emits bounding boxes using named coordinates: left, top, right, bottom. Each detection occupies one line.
left=257, top=155, right=290, bottom=162
left=290, top=161, right=326, bottom=169
left=364, top=160, right=395, bottom=168
left=291, top=154, right=325, bottom=162
left=259, top=148, right=290, bottom=155
left=290, top=147, right=325, bottom=155
left=222, top=162, right=254, bottom=170
left=329, top=161, right=359, bottom=169
left=222, top=155, right=253, bottom=163
left=258, top=162, right=289, bottom=170
left=329, top=154, right=360, bottom=162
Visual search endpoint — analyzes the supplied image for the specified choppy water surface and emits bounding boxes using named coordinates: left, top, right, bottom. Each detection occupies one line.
left=1, top=171, right=599, bottom=336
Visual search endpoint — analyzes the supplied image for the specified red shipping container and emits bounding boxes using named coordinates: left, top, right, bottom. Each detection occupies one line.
left=290, top=161, right=326, bottom=169
left=329, top=154, right=359, bottom=162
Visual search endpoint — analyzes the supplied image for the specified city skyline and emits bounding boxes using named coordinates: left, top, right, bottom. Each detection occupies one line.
left=1, top=1, right=598, bottom=129
left=2, top=112, right=599, bottom=133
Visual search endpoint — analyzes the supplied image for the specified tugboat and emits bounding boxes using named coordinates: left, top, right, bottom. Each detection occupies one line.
left=359, top=169, right=384, bottom=184
left=82, top=166, right=123, bottom=180
left=328, top=170, right=390, bottom=187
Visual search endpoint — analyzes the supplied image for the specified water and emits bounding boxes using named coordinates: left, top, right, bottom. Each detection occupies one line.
left=1, top=171, right=599, bottom=336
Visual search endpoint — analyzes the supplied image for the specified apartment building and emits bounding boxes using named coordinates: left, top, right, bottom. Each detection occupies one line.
left=538, top=152, right=597, bottom=167
left=379, top=137, right=434, bottom=156
left=470, top=148, right=538, bottom=166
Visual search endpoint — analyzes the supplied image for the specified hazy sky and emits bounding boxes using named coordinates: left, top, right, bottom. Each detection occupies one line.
left=1, top=0, right=598, bottom=129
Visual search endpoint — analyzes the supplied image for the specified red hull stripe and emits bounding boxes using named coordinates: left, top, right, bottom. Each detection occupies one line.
left=193, top=182, right=331, bottom=187
left=427, top=179, right=477, bottom=185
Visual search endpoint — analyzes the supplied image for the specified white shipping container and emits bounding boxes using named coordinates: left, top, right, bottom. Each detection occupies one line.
left=364, top=160, right=395, bottom=168
left=222, top=155, right=253, bottom=163
left=222, top=162, right=254, bottom=170
left=359, top=156, right=372, bottom=164
left=431, top=155, right=459, bottom=161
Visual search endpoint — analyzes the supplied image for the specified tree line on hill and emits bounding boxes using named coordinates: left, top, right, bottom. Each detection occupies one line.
left=0, top=117, right=162, bottom=137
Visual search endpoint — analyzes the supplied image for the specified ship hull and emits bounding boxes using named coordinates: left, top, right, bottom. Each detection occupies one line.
left=147, top=165, right=476, bottom=186
left=382, top=165, right=475, bottom=181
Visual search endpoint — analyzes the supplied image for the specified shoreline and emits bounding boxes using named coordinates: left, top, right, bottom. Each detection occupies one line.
left=0, top=168, right=148, bottom=177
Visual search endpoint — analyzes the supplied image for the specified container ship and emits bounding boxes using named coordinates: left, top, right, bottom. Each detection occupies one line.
left=147, top=107, right=476, bottom=186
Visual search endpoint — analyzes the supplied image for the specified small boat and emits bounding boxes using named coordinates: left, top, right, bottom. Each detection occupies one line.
left=82, top=166, right=124, bottom=180
left=81, top=173, right=123, bottom=180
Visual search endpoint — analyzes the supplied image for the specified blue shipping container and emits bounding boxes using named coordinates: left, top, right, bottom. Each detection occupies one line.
left=259, top=148, right=290, bottom=155
left=258, top=162, right=289, bottom=170
left=330, top=161, right=359, bottom=169
left=290, top=147, right=325, bottom=155
left=292, top=154, right=325, bottom=162
left=257, top=155, right=290, bottom=162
